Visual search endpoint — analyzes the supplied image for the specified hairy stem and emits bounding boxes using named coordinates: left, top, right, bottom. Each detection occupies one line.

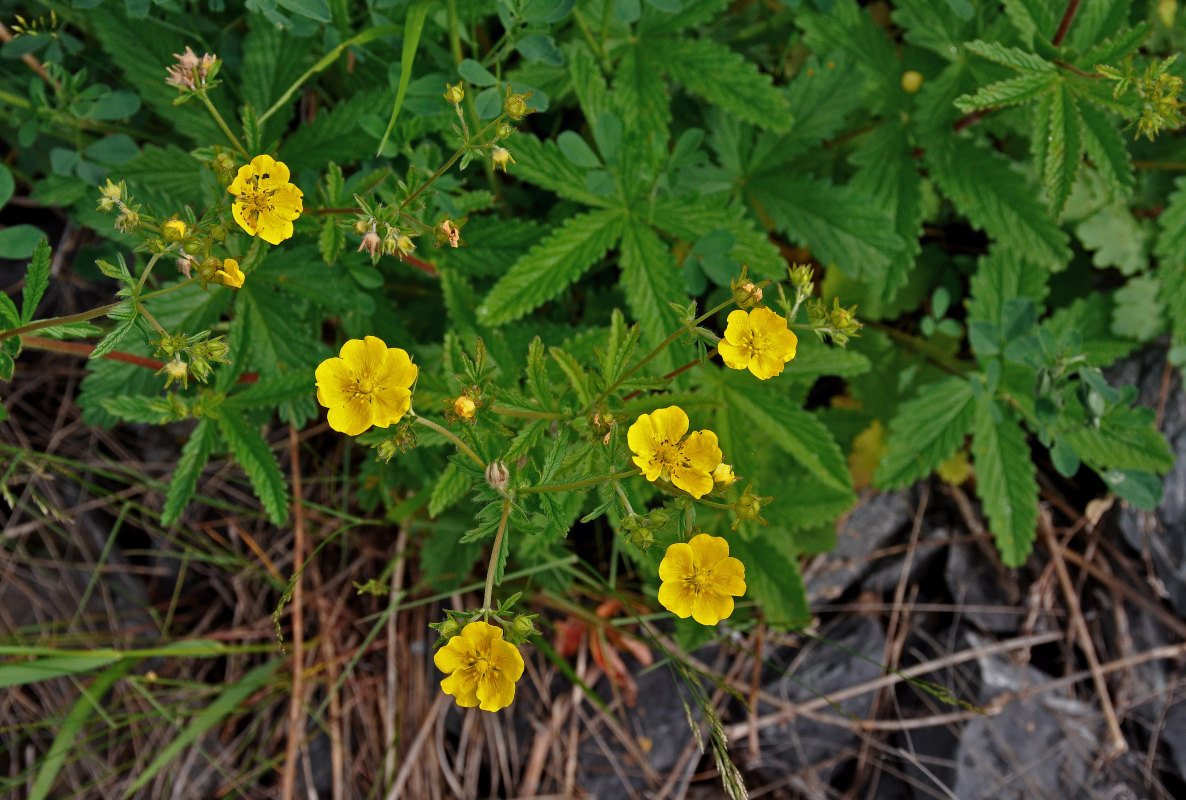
left=482, top=499, right=512, bottom=614
left=411, top=413, right=484, bottom=468
left=198, top=93, right=249, bottom=158
left=520, top=467, right=641, bottom=495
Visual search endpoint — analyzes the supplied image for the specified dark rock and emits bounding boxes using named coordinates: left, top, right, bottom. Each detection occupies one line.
left=944, top=538, right=1023, bottom=633
left=807, top=491, right=913, bottom=602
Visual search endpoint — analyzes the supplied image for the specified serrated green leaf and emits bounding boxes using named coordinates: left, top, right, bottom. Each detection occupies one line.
left=1111, top=275, right=1164, bottom=341
left=649, top=196, right=783, bottom=278
left=478, top=208, right=625, bottom=326
left=241, top=23, right=310, bottom=143
left=797, top=0, right=896, bottom=81
left=90, top=314, right=139, bottom=360
left=1102, top=469, right=1162, bottom=510
left=972, top=397, right=1038, bottom=567
left=429, top=461, right=473, bottom=517
left=849, top=120, right=923, bottom=304
left=276, top=0, right=331, bottom=22
left=225, top=369, right=314, bottom=411
left=748, top=174, right=904, bottom=281
left=1042, top=83, right=1082, bottom=217
left=100, top=395, right=168, bottom=424
left=1064, top=403, right=1175, bottom=474
left=0, top=290, right=19, bottom=330
left=21, top=238, right=51, bottom=325
left=891, top=0, right=976, bottom=59
left=652, top=36, right=791, bottom=131
left=781, top=53, right=865, bottom=156
left=28, top=321, right=102, bottom=340
left=506, top=134, right=617, bottom=207
left=967, top=247, right=1049, bottom=327
left=278, top=89, right=391, bottom=172
left=925, top=138, right=1071, bottom=269
left=875, top=377, right=975, bottom=489
left=964, top=39, right=1054, bottom=72
left=612, top=43, right=671, bottom=141
left=1160, top=263, right=1186, bottom=357
left=729, top=533, right=810, bottom=629
left=1076, top=100, right=1133, bottom=195
left=1078, top=24, right=1151, bottom=71
left=218, top=413, right=288, bottom=525
left=1001, top=0, right=1056, bottom=45
left=318, top=217, right=344, bottom=264
left=162, top=418, right=219, bottom=526
left=954, top=71, right=1056, bottom=112
left=617, top=219, right=687, bottom=375
left=724, top=385, right=852, bottom=491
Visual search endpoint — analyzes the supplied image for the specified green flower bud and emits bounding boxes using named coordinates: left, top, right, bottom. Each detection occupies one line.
left=443, top=82, right=465, bottom=105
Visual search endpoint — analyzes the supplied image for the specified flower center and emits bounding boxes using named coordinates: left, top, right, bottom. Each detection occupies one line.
left=466, top=649, right=497, bottom=676
left=740, top=329, right=768, bottom=358
left=351, top=375, right=378, bottom=398
left=683, top=566, right=711, bottom=594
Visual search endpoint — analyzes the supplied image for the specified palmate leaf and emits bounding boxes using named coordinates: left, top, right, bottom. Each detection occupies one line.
left=1001, top=0, right=1057, bottom=45
left=967, top=247, right=1049, bottom=327
left=797, top=0, right=896, bottom=81
left=925, top=137, right=1071, bottom=269
left=612, top=42, right=672, bottom=142
left=477, top=208, right=626, bottom=327
left=747, top=173, right=904, bottom=282
left=892, top=0, right=977, bottom=59
left=875, top=376, right=975, bottom=489
left=1063, top=404, right=1175, bottom=475
left=240, top=22, right=310, bottom=144
left=1077, top=99, right=1134, bottom=196
left=510, top=134, right=617, bottom=207
left=429, top=461, right=472, bottom=517
left=972, top=397, right=1038, bottom=567
left=650, top=36, right=791, bottom=131
left=963, top=39, right=1055, bottom=73
left=278, top=90, right=391, bottom=172
left=649, top=195, right=783, bottom=278
left=217, top=412, right=288, bottom=526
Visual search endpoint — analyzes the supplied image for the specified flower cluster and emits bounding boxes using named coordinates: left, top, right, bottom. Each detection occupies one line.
left=228, top=155, right=303, bottom=245
left=165, top=47, right=219, bottom=92
left=315, top=336, right=418, bottom=436
left=627, top=405, right=722, bottom=499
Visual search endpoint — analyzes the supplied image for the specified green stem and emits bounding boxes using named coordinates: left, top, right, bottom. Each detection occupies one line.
left=400, top=115, right=505, bottom=210
left=198, top=92, right=249, bottom=158
left=586, top=297, right=736, bottom=414
left=411, top=414, right=484, bottom=468
left=520, top=467, right=640, bottom=494
left=571, top=8, right=612, bottom=73
left=873, top=323, right=972, bottom=377
left=482, top=499, right=512, bottom=614
left=259, top=25, right=403, bottom=125
left=0, top=278, right=198, bottom=344
left=490, top=405, right=565, bottom=420
left=694, top=497, right=732, bottom=510
left=134, top=252, right=164, bottom=294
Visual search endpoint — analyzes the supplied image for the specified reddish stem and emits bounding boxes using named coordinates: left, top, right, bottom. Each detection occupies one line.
left=22, top=336, right=259, bottom=383
left=1051, top=0, right=1081, bottom=48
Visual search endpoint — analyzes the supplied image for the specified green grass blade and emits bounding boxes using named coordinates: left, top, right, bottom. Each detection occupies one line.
left=376, top=1, right=432, bottom=156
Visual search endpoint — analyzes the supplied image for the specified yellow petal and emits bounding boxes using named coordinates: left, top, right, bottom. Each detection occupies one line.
left=461, top=620, right=503, bottom=643
left=712, top=556, right=747, bottom=596
left=231, top=201, right=257, bottom=237
left=691, top=593, right=734, bottom=626
left=627, top=413, right=657, bottom=456
left=476, top=672, right=515, bottom=711
left=775, top=327, right=799, bottom=362
left=227, top=164, right=254, bottom=196
left=658, top=542, right=694, bottom=581
left=750, top=351, right=786, bottom=380
left=490, top=638, right=525, bottom=681
left=256, top=155, right=291, bottom=190
left=722, top=309, right=751, bottom=345
left=370, top=386, right=412, bottom=428
left=679, top=430, right=722, bottom=473
left=269, top=183, right=304, bottom=218
left=433, top=636, right=472, bottom=673
left=689, top=533, right=730, bottom=566
left=717, top=339, right=751, bottom=371
left=249, top=154, right=278, bottom=179
left=376, top=348, right=418, bottom=391
left=314, top=357, right=353, bottom=408
left=650, top=406, right=690, bottom=444
left=255, top=209, right=294, bottom=245
left=657, top=580, right=694, bottom=618
left=671, top=465, right=713, bottom=498
left=327, top=396, right=373, bottom=436
left=441, top=671, right=480, bottom=707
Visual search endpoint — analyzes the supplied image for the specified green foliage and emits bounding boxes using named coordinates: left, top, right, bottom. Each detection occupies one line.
left=876, top=378, right=975, bottom=490
left=972, top=398, right=1038, bottom=567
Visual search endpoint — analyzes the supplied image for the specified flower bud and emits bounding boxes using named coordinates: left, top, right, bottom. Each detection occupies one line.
left=158, top=357, right=189, bottom=390
left=485, top=460, right=510, bottom=492
left=209, top=224, right=227, bottom=243
left=712, top=463, right=737, bottom=487
left=731, top=483, right=773, bottom=530
left=97, top=179, right=123, bottom=211
left=491, top=146, right=515, bottom=173
left=443, top=82, right=465, bottom=105
left=510, top=614, right=536, bottom=640
left=162, top=218, right=187, bottom=242
left=496, top=121, right=516, bottom=140
left=213, top=258, right=244, bottom=289
left=731, top=278, right=763, bottom=309
left=198, top=256, right=221, bottom=284
left=375, top=438, right=399, bottom=463
left=212, top=152, right=236, bottom=187
left=503, top=87, right=533, bottom=120
left=788, top=263, right=813, bottom=294
left=901, top=70, right=923, bottom=94
left=453, top=395, right=477, bottom=420
left=440, top=616, right=464, bottom=640
left=353, top=219, right=371, bottom=236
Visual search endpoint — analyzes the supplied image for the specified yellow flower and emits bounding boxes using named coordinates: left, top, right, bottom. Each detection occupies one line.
left=453, top=395, right=476, bottom=420
left=433, top=620, right=524, bottom=711
left=937, top=451, right=972, bottom=486
left=717, top=307, right=799, bottom=380
left=162, top=219, right=187, bottom=242
left=227, top=154, right=303, bottom=245
left=658, top=533, right=746, bottom=626
left=315, top=336, right=418, bottom=436
left=627, top=405, right=722, bottom=499
left=214, top=258, right=244, bottom=289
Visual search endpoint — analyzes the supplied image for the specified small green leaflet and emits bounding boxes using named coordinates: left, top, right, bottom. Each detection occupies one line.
left=162, top=418, right=219, bottom=527
left=21, top=238, right=50, bottom=325
left=972, top=397, right=1038, bottom=567
left=218, top=413, right=288, bottom=526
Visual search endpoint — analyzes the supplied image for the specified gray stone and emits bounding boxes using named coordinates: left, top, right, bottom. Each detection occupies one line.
left=807, top=491, right=913, bottom=602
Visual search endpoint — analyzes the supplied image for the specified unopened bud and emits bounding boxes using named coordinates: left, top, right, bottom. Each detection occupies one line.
left=510, top=614, right=536, bottom=640
left=485, top=460, right=510, bottom=492
left=503, top=87, right=533, bottom=120
left=496, top=121, right=516, bottom=140
left=901, top=70, right=923, bottom=94
left=444, top=82, right=464, bottom=105
left=712, top=463, right=737, bottom=487
left=440, top=617, right=464, bottom=640
left=209, top=224, right=227, bottom=243
left=162, top=219, right=187, bottom=242
left=198, top=256, right=221, bottom=284
left=453, top=395, right=476, bottom=420
left=97, top=179, right=123, bottom=211
left=731, top=279, right=763, bottom=309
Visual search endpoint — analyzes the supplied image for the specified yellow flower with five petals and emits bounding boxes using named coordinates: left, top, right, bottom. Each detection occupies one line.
left=718, top=306, right=798, bottom=380
left=227, top=154, right=303, bottom=245
left=627, top=405, right=722, bottom=499
left=315, top=336, right=418, bottom=436
left=434, top=620, right=525, bottom=711
left=214, top=258, right=244, bottom=288
left=658, top=533, right=746, bottom=626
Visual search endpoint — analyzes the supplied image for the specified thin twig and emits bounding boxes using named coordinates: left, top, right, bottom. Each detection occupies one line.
left=1037, top=508, right=1127, bottom=757
left=1051, top=0, right=1082, bottom=48
left=280, top=426, right=308, bottom=800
